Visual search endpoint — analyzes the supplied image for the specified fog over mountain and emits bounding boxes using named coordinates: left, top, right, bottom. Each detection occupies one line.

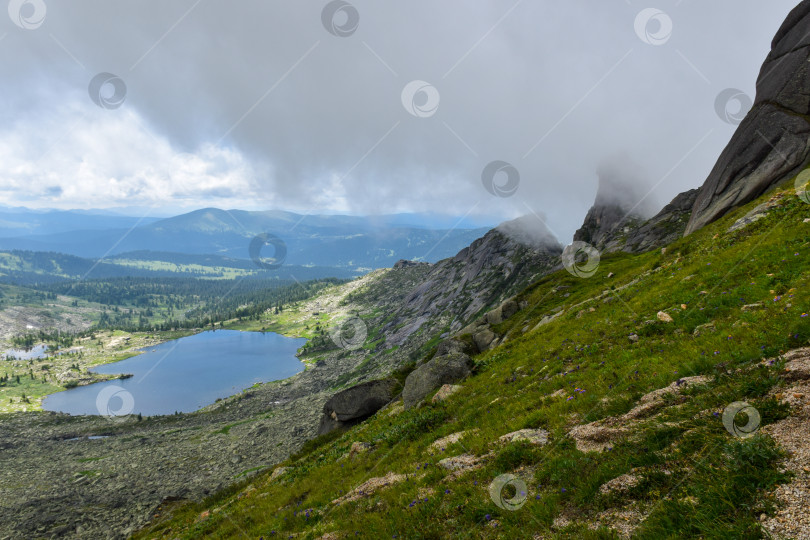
left=0, top=1, right=798, bottom=243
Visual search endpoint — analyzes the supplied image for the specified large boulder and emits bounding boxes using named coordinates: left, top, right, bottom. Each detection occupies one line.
left=435, top=337, right=475, bottom=357
left=685, top=1, right=810, bottom=234
left=318, top=379, right=399, bottom=435
left=402, top=352, right=473, bottom=409
left=484, top=299, right=519, bottom=325
left=472, top=327, right=496, bottom=352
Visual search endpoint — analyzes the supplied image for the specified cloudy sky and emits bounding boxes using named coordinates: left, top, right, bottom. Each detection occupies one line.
left=0, top=0, right=800, bottom=241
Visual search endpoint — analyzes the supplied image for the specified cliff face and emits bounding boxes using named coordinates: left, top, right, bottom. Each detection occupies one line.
left=685, top=0, right=810, bottom=234
left=573, top=155, right=676, bottom=253
left=574, top=203, right=645, bottom=252
left=381, top=216, right=562, bottom=347
left=575, top=189, right=697, bottom=254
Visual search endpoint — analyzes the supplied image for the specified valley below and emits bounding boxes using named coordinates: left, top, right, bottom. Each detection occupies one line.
left=0, top=221, right=558, bottom=539
left=0, top=286, right=374, bottom=539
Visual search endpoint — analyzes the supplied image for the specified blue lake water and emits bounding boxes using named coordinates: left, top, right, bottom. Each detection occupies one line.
left=42, top=330, right=305, bottom=417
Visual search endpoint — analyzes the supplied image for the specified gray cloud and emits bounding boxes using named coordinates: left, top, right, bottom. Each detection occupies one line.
left=0, top=0, right=799, bottom=241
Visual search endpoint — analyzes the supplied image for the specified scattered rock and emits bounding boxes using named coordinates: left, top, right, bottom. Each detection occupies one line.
left=332, top=472, right=407, bottom=504
left=473, top=327, right=497, bottom=352
left=741, top=303, right=764, bottom=312
left=599, top=472, right=640, bottom=495
left=533, top=310, right=564, bottom=330
left=779, top=347, right=810, bottom=381
left=270, top=467, right=290, bottom=481
left=429, top=430, right=477, bottom=452
left=762, top=347, right=810, bottom=538
left=728, top=205, right=772, bottom=232
left=628, top=334, right=639, bottom=343
left=623, top=376, right=710, bottom=420
left=484, top=300, right=519, bottom=325
left=692, top=322, right=716, bottom=336
left=657, top=311, right=674, bottom=323
left=568, top=376, right=710, bottom=452
left=437, top=454, right=483, bottom=472
left=589, top=503, right=647, bottom=539
left=498, top=428, right=549, bottom=446
left=431, top=384, right=462, bottom=404
left=568, top=423, right=628, bottom=453
left=349, top=442, right=373, bottom=457
left=435, top=338, right=474, bottom=358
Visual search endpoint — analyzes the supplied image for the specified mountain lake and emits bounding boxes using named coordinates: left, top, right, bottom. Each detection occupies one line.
left=42, top=330, right=306, bottom=416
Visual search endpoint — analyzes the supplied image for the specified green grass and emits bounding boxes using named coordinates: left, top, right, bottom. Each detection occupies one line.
left=135, top=184, right=810, bottom=539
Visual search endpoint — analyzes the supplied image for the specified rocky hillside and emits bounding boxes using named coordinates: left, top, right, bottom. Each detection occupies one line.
left=382, top=216, right=561, bottom=345
left=0, top=214, right=563, bottom=539
left=135, top=179, right=810, bottom=539
left=129, top=5, right=810, bottom=535
left=576, top=186, right=698, bottom=254
left=10, top=5, right=810, bottom=538
left=686, top=0, right=810, bottom=234
left=310, top=215, right=563, bottom=394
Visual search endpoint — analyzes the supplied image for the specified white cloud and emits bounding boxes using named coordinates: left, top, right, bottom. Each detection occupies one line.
left=0, top=100, right=262, bottom=210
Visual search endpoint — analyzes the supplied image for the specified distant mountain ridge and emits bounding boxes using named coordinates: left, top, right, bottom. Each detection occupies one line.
left=0, top=249, right=360, bottom=284
left=0, top=207, right=492, bottom=270
left=0, top=208, right=162, bottom=238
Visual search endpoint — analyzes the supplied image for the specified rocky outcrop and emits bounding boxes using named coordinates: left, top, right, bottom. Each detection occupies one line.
left=379, top=216, right=562, bottom=349
left=618, top=189, right=698, bottom=252
left=402, top=351, right=473, bottom=409
left=484, top=299, right=519, bottom=325
left=685, top=1, right=810, bottom=234
left=392, top=259, right=431, bottom=269
left=574, top=203, right=646, bottom=252
left=457, top=298, right=526, bottom=352
left=435, top=337, right=475, bottom=357
left=318, top=379, right=400, bottom=434
left=573, top=155, right=659, bottom=252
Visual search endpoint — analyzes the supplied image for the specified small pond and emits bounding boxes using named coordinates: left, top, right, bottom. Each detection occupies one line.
left=4, top=344, right=49, bottom=360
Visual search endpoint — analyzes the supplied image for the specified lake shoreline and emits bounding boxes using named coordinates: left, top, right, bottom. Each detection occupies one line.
left=0, top=331, right=373, bottom=539
left=0, top=324, right=315, bottom=414
left=42, top=329, right=307, bottom=417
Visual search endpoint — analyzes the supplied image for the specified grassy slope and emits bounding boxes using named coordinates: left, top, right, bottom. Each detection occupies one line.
left=136, top=185, right=810, bottom=539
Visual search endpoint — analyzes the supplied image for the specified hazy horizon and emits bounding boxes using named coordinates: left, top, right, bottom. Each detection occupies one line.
left=1, top=1, right=800, bottom=241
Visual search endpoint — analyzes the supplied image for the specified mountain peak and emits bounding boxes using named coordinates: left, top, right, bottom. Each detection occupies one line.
left=494, top=215, right=561, bottom=251
left=686, top=0, right=810, bottom=234
left=573, top=154, right=655, bottom=250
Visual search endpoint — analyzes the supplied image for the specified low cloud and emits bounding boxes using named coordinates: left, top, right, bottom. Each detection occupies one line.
left=0, top=0, right=799, bottom=241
